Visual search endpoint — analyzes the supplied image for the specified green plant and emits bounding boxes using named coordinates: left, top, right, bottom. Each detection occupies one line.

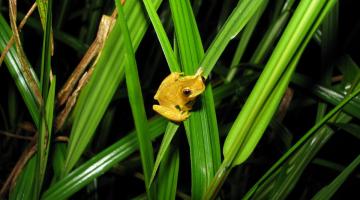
left=0, top=0, right=359, bottom=199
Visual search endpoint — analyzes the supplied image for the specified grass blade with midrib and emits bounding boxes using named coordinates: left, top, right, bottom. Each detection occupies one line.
left=62, top=0, right=163, bottom=175
left=169, top=0, right=221, bottom=198
left=116, top=1, right=155, bottom=198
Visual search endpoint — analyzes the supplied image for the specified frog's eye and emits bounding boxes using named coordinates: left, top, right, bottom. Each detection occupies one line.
left=182, top=88, right=192, bottom=96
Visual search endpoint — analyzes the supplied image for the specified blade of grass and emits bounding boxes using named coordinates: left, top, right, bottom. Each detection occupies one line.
left=42, top=117, right=167, bottom=200
left=169, top=0, right=221, bottom=198
left=149, top=122, right=179, bottom=186
left=157, top=145, right=180, bottom=200
left=249, top=59, right=359, bottom=198
left=35, top=0, right=48, bottom=30
left=38, top=77, right=55, bottom=189
left=63, top=0, right=163, bottom=175
left=236, top=0, right=341, bottom=164
left=333, top=123, right=360, bottom=139
left=36, top=0, right=53, bottom=196
left=200, top=0, right=266, bottom=77
left=42, top=78, right=236, bottom=199
left=141, top=0, right=180, bottom=72
left=225, top=1, right=268, bottom=82
left=0, top=14, right=40, bottom=124
left=205, top=1, right=338, bottom=198
left=9, top=155, right=37, bottom=200
left=312, top=154, right=360, bottom=200
left=250, top=6, right=291, bottom=65
left=291, top=74, right=360, bottom=120
left=52, top=143, right=67, bottom=183
left=223, top=0, right=336, bottom=166
left=116, top=1, right=155, bottom=198
left=139, top=3, right=184, bottom=196
left=8, top=1, right=41, bottom=105
left=243, top=86, right=360, bottom=199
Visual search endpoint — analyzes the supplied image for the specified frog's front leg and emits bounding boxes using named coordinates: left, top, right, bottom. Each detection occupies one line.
left=153, top=105, right=190, bottom=122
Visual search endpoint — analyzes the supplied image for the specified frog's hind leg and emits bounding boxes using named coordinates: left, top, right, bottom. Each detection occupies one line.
left=153, top=105, right=190, bottom=122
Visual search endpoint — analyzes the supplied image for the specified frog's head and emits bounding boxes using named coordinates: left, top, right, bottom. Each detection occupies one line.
left=181, top=70, right=206, bottom=99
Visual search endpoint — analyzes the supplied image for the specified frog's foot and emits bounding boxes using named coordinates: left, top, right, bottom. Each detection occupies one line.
left=153, top=105, right=190, bottom=122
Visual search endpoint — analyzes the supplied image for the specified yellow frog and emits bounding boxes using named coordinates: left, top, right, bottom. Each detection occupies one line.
left=153, top=68, right=206, bottom=122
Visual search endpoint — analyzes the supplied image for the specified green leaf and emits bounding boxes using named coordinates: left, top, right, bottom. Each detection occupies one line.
left=333, top=123, right=360, bottom=139
left=63, top=0, right=163, bottom=175
left=291, top=74, right=360, bottom=120
left=36, top=0, right=54, bottom=196
left=116, top=1, right=155, bottom=198
left=149, top=122, right=179, bottom=186
left=169, top=0, right=221, bottom=198
left=36, top=0, right=49, bottom=30
left=157, top=146, right=180, bottom=200
left=247, top=55, right=358, bottom=199
left=243, top=86, right=360, bottom=199
left=225, top=1, right=268, bottom=82
left=0, top=14, right=40, bottom=125
left=223, top=0, right=337, bottom=167
left=312, top=154, right=360, bottom=200
left=205, top=0, right=339, bottom=198
left=142, top=0, right=180, bottom=72
left=200, top=0, right=266, bottom=77
left=9, top=155, right=37, bottom=200
left=42, top=117, right=167, bottom=200
left=250, top=5, right=291, bottom=65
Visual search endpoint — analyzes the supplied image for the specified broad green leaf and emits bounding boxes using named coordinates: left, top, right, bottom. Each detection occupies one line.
left=63, top=0, right=163, bottom=175
left=116, top=1, right=155, bottom=198
left=312, top=154, right=360, bottom=200
left=42, top=117, right=167, bottom=200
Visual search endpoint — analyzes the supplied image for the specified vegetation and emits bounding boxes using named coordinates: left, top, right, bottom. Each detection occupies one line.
left=0, top=0, right=359, bottom=199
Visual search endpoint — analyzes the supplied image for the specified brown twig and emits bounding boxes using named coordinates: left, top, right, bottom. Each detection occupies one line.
left=0, top=130, right=33, bottom=140
left=55, top=135, right=69, bottom=142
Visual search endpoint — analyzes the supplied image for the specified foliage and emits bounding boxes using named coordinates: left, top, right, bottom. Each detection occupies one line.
left=0, top=0, right=359, bottom=199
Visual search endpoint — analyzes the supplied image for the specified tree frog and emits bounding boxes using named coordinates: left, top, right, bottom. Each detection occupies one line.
left=153, top=68, right=206, bottom=122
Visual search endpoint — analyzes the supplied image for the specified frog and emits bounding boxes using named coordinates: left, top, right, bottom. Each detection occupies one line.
left=153, top=68, right=206, bottom=122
